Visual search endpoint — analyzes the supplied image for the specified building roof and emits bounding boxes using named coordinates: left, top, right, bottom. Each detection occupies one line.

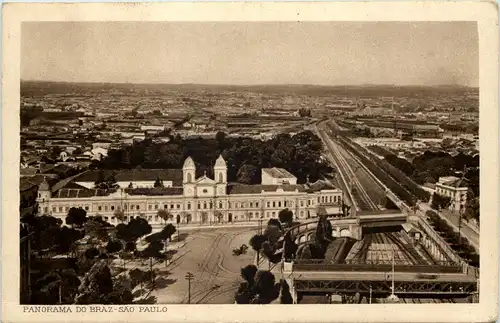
left=227, top=184, right=306, bottom=195
left=125, top=187, right=184, bottom=196
left=262, top=167, right=296, bottom=179
left=55, top=188, right=119, bottom=198
left=20, top=167, right=38, bottom=176
left=73, top=169, right=183, bottom=186
left=53, top=186, right=184, bottom=199
left=306, top=180, right=336, bottom=192
left=183, top=157, right=195, bottom=169
left=438, top=176, right=468, bottom=188
left=38, top=177, right=51, bottom=191
left=215, top=155, right=227, bottom=167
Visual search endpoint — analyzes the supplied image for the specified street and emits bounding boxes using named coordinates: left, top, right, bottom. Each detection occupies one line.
left=149, top=227, right=256, bottom=304
left=418, top=203, right=479, bottom=251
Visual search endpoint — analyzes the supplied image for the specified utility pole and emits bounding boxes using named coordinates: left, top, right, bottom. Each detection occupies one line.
left=392, top=249, right=395, bottom=295
left=185, top=272, right=194, bottom=304
left=458, top=209, right=463, bottom=246
left=59, top=280, right=62, bottom=305
left=369, top=284, right=372, bottom=304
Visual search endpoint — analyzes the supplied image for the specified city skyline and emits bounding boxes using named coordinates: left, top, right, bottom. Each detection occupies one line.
left=22, top=22, right=478, bottom=87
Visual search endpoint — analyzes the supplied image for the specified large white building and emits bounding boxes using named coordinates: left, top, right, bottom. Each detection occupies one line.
left=37, top=156, right=343, bottom=225
left=435, top=176, right=468, bottom=212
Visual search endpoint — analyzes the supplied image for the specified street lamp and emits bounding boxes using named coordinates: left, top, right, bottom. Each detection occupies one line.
left=386, top=248, right=399, bottom=303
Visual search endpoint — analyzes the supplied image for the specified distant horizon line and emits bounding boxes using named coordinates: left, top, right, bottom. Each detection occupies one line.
left=21, top=79, right=479, bottom=89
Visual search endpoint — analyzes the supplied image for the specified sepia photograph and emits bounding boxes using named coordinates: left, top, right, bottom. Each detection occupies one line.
left=2, top=2, right=498, bottom=323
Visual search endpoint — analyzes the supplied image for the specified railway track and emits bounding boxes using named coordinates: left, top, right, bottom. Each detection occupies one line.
left=182, top=231, right=230, bottom=303
left=183, top=228, right=251, bottom=304
left=350, top=234, right=373, bottom=263
left=318, top=127, right=382, bottom=212
left=384, top=232, right=425, bottom=265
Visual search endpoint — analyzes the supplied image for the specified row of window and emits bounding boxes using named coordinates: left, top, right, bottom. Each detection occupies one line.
left=45, top=195, right=341, bottom=215
left=436, top=188, right=466, bottom=201
left=319, top=195, right=340, bottom=204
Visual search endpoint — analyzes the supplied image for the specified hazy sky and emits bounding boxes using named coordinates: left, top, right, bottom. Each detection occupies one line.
left=22, top=22, right=478, bottom=86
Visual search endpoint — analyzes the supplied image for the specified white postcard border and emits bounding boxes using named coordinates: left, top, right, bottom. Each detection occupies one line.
left=2, top=2, right=498, bottom=323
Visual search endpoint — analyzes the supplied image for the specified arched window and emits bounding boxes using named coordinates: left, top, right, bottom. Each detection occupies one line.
left=219, top=173, right=223, bottom=183
left=187, top=173, right=192, bottom=182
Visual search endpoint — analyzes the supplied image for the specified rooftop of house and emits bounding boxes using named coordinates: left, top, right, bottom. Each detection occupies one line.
left=262, top=167, right=296, bottom=179
left=437, top=176, right=468, bottom=188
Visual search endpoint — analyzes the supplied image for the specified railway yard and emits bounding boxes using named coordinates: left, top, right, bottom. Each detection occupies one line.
left=316, top=122, right=387, bottom=212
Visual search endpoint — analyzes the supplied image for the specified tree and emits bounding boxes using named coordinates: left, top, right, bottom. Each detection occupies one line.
left=31, top=269, right=81, bottom=305
left=115, top=223, right=135, bottom=243
left=160, top=224, right=177, bottom=242
left=249, top=234, right=267, bottom=264
left=282, top=232, right=298, bottom=261
left=279, top=279, right=294, bottom=304
left=106, top=239, right=123, bottom=254
left=125, top=242, right=136, bottom=252
left=267, top=218, right=282, bottom=230
left=153, top=176, right=164, bottom=188
left=431, top=193, right=452, bottom=210
left=129, top=268, right=149, bottom=290
left=236, top=164, right=259, bottom=184
left=263, top=225, right=282, bottom=247
left=128, top=217, right=152, bottom=242
left=240, top=264, right=258, bottom=285
left=85, top=247, right=100, bottom=260
left=215, top=131, right=226, bottom=144
left=66, top=207, right=88, bottom=228
left=157, top=209, right=173, bottom=224
left=214, top=211, right=223, bottom=223
left=142, top=241, right=164, bottom=259
left=106, top=275, right=133, bottom=304
left=251, top=270, right=280, bottom=304
left=94, top=171, right=119, bottom=190
left=56, top=226, right=84, bottom=256
left=84, top=216, right=112, bottom=245
left=75, top=260, right=129, bottom=304
left=113, top=209, right=126, bottom=223
left=278, top=209, right=294, bottom=226
left=464, top=189, right=479, bottom=222
left=146, top=224, right=176, bottom=262
left=200, top=211, right=209, bottom=224
left=235, top=265, right=258, bottom=304
left=141, top=241, right=164, bottom=288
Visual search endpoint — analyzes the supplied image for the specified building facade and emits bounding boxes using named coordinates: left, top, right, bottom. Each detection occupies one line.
left=37, top=156, right=343, bottom=226
left=435, top=176, right=468, bottom=212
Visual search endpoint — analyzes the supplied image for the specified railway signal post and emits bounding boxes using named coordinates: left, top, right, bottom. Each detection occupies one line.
left=185, top=272, right=194, bottom=304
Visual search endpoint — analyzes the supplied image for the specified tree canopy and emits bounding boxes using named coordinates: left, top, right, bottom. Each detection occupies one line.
left=278, top=209, right=294, bottom=225
left=97, top=130, right=332, bottom=184
left=66, top=207, right=88, bottom=228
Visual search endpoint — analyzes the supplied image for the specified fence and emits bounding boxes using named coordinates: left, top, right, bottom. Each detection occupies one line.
left=293, top=262, right=462, bottom=273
